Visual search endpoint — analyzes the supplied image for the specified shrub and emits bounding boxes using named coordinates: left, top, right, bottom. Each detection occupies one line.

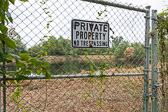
left=131, top=43, right=144, bottom=61
left=113, top=41, right=129, bottom=58
left=124, top=47, right=134, bottom=59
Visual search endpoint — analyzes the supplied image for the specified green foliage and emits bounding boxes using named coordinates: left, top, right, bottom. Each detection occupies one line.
left=0, top=0, right=16, bottom=88
left=131, top=42, right=145, bottom=61
left=28, top=44, right=42, bottom=57
left=96, top=7, right=108, bottom=20
left=81, top=51, right=107, bottom=107
left=0, top=0, right=51, bottom=80
left=28, top=36, right=72, bottom=56
left=6, top=28, right=27, bottom=54
left=112, top=38, right=144, bottom=63
left=14, top=53, right=51, bottom=78
left=113, top=41, right=129, bottom=58
left=157, top=7, right=168, bottom=111
left=112, top=36, right=123, bottom=47
left=29, top=36, right=113, bottom=56
left=0, top=0, right=51, bottom=110
left=111, top=36, right=123, bottom=52
left=5, top=53, right=51, bottom=108
left=4, top=36, right=16, bottom=48
left=0, top=0, right=13, bottom=24
left=7, top=38, right=26, bottom=54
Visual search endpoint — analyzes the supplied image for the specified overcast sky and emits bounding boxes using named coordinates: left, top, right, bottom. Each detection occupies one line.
left=9, top=0, right=168, bottom=48
left=115, top=0, right=168, bottom=13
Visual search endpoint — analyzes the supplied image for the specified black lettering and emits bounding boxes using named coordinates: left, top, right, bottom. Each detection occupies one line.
left=81, top=22, right=85, bottom=30
left=99, top=24, right=103, bottom=31
left=97, top=41, right=101, bottom=46
left=76, top=31, right=79, bottom=39
left=106, top=42, right=108, bottom=46
left=104, top=25, right=107, bottom=32
left=74, top=40, right=77, bottom=46
left=81, top=40, right=87, bottom=46
left=81, top=40, right=83, bottom=46
left=74, top=40, right=79, bottom=46
left=86, top=23, right=89, bottom=30
left=82, top=41, right=84, bottom=46
left=103, top=33, right=106, bottom=40
left=88, top=32, right=91, bottom=39
left=86, top=41, right=88, bottom=46
left=83, top=41, right=88, bottom=46
left=74, top=22, right=79, bottom=29
left=102, top=41, right=106, bottom=46
left=94, top=41, right=96, bottom=46
left=94, top=24, right=99, bottom=31
left=77, top=40, right=79, bottom=46
left=99, top=33, right=102, bottom=40
left=95, top=32, right=98, bottom=40
left=89, top=41, right=94, bottom=45
left=80, top=32, right=83, bottom=39
left=84, top=32, right=87, bottom=39
left=89, top=41, right=91, bottom=45
left=92, top=32, right=94, bottom=40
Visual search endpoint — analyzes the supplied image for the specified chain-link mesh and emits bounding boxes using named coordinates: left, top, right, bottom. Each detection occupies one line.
left=150, top=10, right=168, bottom=112
left=4, top=77, right=144, bottom=112
left=157, top=36, right=168, bottom=112
left=157, top=74, right=164, bottom=112
left=156, top=56, right=167, bottom=112
left=2, top=0, right=147, bottom=111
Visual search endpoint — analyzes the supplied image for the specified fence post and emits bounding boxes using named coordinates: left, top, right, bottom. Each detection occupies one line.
left=151, top=10, right=158, bottom=112
left=143, top=6, right=150, bottom=112
left=0, top=87, right=2, bottom=112
left=1, top=9, right=6, bottom=112
left=2, top=41, right=6, bottom=112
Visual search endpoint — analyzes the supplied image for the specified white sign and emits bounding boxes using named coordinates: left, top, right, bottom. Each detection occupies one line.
left=71, top=19, right=109, bottom=48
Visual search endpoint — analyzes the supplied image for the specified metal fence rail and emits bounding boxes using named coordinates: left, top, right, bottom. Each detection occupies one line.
left=0, top=0, right=150, bottom=111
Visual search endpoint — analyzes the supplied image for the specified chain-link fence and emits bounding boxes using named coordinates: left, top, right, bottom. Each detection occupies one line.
left=157, top=75, right=165, bottom=112
left=157, top=75, right=168, bottom=112
left=1, top=0, right=149, bottom=111
left=150, top=9, right=168, bottom=112
left=155, top=10, right=168, bottom=112
left=156, top=46, right=168, bottom=112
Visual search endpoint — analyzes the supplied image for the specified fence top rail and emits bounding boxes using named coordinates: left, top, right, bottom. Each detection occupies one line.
left=81, top=0, right=148, bottom=13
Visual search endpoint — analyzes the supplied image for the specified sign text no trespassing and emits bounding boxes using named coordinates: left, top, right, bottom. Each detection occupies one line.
left=71, top=19, right=109, bottom=48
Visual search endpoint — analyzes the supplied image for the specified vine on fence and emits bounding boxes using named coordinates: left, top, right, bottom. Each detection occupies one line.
left=157, top=8, right=168, bottom=112
left=83, top=51, right=107, bottom=108
left=81, top=7, right=110, bottom=108
left=0, top=0, right=51, bottom=110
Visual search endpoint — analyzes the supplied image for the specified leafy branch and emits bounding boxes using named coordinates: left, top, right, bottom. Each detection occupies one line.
left=82, top=51, right=107, bottom=108
left=157, top=8, right=168, bottom=112
left=0, top=0, right=51, bottom=110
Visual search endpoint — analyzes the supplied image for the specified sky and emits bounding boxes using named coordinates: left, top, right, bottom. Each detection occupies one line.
left=9, top=0, right=168, bottom=48
left=115, top=0, right=168, bottom=13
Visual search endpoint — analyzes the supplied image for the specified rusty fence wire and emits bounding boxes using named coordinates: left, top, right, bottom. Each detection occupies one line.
left=1, top=0, right=149, bottom=111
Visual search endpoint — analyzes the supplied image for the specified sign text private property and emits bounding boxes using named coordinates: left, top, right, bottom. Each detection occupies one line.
left=71, top=19, right=109, bottom=48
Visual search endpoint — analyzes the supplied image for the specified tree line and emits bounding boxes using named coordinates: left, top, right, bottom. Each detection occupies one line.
left=9, top=34, right=145, bottom=62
